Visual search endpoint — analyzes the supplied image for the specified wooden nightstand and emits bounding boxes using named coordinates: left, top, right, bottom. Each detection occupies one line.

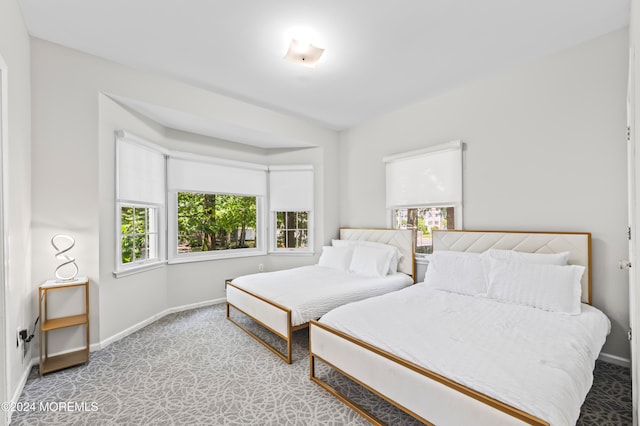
left=39, top=276, right=90, bottom=375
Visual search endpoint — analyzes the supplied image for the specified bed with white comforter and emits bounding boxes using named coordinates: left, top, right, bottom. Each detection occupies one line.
left=230, top=265, right=412, bottom=326
left=226, top=228, right=415, bottom=363
left=319, top=283, right=610, bottom=426
left=309, top=230, right=610, bottom=426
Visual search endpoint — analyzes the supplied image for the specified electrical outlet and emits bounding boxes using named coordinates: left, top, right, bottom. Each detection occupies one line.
left=258, top=263, right=264, bottom=272
left=16, top=328, right=27, bottom=349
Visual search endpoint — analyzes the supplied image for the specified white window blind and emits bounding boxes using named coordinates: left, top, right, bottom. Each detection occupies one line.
left=268, top=165, right=313, bottom=211
left=384, top=140, right=462, bottom=208
left=166, top=153, right=267, bottom=262
left=115, top=130, right=168, bottom=277
left=116, top=131, right=167, bottom=205
left=167, top=155, right=267, bottom=196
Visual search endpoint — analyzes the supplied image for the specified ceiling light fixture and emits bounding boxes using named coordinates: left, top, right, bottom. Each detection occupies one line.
left=283, top=38, right=325, bottom=68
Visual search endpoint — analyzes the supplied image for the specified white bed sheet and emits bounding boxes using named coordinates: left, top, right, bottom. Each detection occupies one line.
left=230, top=265, right=413, bottom=326
left=319, top=283, right=611, bottom=426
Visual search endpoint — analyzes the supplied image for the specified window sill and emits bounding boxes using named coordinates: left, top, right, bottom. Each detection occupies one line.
left=168, top=249, right=267, bottom=264
left=268, top=250, right=315, bottom=256
left=113, top=261, right=166, bottom=278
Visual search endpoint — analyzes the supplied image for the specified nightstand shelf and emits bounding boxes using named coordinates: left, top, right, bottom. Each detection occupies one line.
left=38, top=276, right=90, bottom=375
left=41, top=314, right=88, bottom=331
left=40, top=349, right=88, bottom=374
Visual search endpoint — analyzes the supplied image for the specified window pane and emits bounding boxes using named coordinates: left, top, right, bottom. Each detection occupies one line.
left=276, top=212, right=285, bottom=229
left=274, top=211, right=310, bottom=250
left=393, top=206, right=455, bottom=254
left=122, top=236, right=134, bottom=264
left=297, top=230, right=308, bottom=248
left=120, top=205, right=158, bottom=266
left=297, top=212, right=308, bottom=228
left=136, top=235, right=149, bottom=261
left=134, top=208, right=146, bottom=234
left=121, top=207, right=134, bottom=234
left=177, top=192, right=257, bottom=253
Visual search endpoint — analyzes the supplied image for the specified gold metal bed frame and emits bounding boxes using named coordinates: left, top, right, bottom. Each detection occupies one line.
left=309, top=230, right=593, bottom=425
left=226, top=228, right=416, bottom=364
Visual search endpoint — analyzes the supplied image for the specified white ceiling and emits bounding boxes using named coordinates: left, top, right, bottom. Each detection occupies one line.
left=18, top=0, right=630, bottom=147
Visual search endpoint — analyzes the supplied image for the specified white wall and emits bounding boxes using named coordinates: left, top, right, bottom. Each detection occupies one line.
left=0, top=0, right=33, bottom=411
left=339, top=28, right=631, bottom=359
left=30, top=38, right=339, bottom=348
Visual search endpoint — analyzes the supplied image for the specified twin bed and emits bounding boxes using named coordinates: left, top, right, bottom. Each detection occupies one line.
left=227, top=229, right=610, bottom=426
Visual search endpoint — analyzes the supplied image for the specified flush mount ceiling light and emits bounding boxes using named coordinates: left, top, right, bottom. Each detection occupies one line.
left=283, top=38, right=325, bottom=68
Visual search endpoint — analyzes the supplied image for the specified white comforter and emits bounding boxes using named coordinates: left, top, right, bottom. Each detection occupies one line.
left=230, top=265, right=413, bottom=326
left=320, top=283, right=611, bottom=426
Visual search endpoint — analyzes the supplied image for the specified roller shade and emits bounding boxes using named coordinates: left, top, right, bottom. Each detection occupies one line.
left=116, top=132, right=166, bottom=205
left=384, top=140, right=462, bottom=208
left=269, top=165, right=313, bottom=211
left=168, top=156, right=267, bottom=196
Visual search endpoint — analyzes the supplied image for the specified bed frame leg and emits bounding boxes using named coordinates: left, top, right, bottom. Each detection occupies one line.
left=309, top=353, right=387, bottom=426
left=226, top=302, right=294, bottom=364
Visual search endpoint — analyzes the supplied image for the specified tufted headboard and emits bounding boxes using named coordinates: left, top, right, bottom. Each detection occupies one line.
left=433, top=230, right=592, bottom=304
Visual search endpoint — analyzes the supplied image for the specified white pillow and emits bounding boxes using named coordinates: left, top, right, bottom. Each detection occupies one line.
left=424, top=251, right=487, bottom=296
left=333, top=239, right=402, bottom=274
left=486, top=258, right=584, bottom=314
left=481, top=249, right=570, bottom=282
left=318, top=246, right=353, bottom=272
left=348, top=244, right=394, bottom=278
left=331, top=238, right=353, bottom=248
left=482, top=249, right=569, bottom=266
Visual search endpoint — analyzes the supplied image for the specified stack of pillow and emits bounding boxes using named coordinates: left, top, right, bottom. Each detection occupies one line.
left=317, top=240, right=402, bottom=278
left=423, top=249, right=584, bottom=315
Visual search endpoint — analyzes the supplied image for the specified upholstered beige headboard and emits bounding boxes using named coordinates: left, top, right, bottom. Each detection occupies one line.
left=433, top=230, right=592, bottom=304
left=339, top=228, right=415, bottom=281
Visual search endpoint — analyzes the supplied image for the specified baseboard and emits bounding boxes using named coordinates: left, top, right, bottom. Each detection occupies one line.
left=598, top=352, right=631, bottom=368
left=8, top=357, right=36, bottom=424
left=94, top=298, right=226, bottom=351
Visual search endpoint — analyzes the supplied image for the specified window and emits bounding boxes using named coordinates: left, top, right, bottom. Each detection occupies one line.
left=269, top=165, right=313, bottom=253
left=115, top=131, right=167, bottom=276
left=384, top=141, right=463, bottom=255
left=177, top=192, right=257, bottom=253
left=120, top=205, right=159, bottom=263
left=116, top=131, right=316, bottom=268
left=276, top=211, right=309, bottom=249
left=167, top=155, right=267, bottom=262
left=392, top=206, right=455, bottom=254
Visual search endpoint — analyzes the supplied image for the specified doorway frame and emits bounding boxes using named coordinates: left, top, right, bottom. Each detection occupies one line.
left=0, top=54, right=9, bottom=426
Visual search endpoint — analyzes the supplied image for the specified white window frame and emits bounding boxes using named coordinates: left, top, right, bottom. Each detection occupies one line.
left=167, top=153, right=267, bottom=264
left=271, top=210, right=313, bottom=254
left=268, top=165, right=314, bottom=255
left=116, top=202, right=163, bottom=271
left=114, top=131, right=168, bottom=277
left=168, top=191, right=265, bottom=263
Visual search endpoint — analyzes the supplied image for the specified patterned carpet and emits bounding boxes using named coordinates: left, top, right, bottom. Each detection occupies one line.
left=11, top=303, right=632, bottom=425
